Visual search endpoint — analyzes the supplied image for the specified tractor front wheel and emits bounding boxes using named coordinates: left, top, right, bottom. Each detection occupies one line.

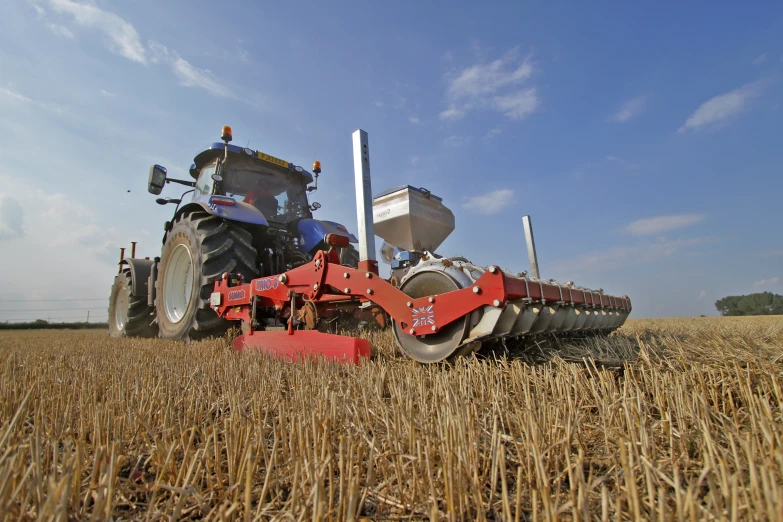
left=155, top=210, right=259, bottom=341
left=108, top=269, right=157, bottom=338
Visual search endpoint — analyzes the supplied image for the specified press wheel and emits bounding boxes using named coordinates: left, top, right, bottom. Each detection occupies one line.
left=392, top=270, right=470, bottom=363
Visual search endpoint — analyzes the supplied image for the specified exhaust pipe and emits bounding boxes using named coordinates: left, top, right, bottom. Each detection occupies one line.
left=522, top=215, right=540, bottom=279
left=352, top=129, right=377, bottom=270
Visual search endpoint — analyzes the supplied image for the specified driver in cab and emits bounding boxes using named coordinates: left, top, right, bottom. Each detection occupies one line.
left=243, top=188, right=279, bottom=218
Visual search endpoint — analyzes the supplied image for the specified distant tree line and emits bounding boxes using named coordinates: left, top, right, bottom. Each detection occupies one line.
left=0, top=319, right=108, bottom=331
left=715, top=292, right=783, bottom=316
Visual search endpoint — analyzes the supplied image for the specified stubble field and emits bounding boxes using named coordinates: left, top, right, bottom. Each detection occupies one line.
left=0, top=316, right=781, bottom=521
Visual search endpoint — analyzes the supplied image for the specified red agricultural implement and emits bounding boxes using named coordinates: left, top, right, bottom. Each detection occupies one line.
left=207, top=130, right=632, bottom=363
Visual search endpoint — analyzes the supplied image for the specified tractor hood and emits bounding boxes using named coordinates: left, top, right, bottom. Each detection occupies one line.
left=191, top=143, right=314, bottom=184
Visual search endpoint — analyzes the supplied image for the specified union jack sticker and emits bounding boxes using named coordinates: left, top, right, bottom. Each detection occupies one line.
left=412, top=305, right=435, bottom=327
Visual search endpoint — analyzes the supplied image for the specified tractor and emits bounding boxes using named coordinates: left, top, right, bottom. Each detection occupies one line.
left=108, top=126, right=359, bottom=340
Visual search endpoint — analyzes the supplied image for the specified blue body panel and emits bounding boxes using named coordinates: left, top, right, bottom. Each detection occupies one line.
left=298, top=219, right=358, bottom=253
left=178, top=196, right=269, bottom=226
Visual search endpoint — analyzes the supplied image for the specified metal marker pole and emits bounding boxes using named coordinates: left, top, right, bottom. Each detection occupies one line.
left=522, top=215, right=540, bottom=279
left=352, top=129, right=376, bottom=263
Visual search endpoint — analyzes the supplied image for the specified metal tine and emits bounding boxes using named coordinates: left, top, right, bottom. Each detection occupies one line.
left=561, top=307, right=578, bottom=331
left=582, top=309, right=597, bottom=330
left=530, top=304, right=557, bottom=333
left=512, top=303, right=540, bottom=334
left=572, top=307, right=589, bottom=331
left=548, top=307, right=570, bottom=332
left=463, top=306, right=504, bottom=345
left=492, top=301, right=523, bottom=337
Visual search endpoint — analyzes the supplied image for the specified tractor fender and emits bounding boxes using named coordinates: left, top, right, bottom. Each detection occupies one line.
left=173, top=196, right=269, bottom=227
left=120, top=258, right=154, bottom=298
left=298, top=219, right=358, bottom=254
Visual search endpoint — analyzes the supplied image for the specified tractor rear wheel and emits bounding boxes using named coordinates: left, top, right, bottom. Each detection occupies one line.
left=108, top=269, right=157, bottom=338
left=155, top=210, right=259, bottom=341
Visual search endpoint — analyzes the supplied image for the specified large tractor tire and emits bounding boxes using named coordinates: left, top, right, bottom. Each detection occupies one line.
left=155, top=210, right=259, bottom=341
left=108, top=269, right=158, bottom=338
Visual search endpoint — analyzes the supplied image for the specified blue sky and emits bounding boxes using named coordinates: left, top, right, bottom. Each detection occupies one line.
left=0, top=1, right=781, bottom=322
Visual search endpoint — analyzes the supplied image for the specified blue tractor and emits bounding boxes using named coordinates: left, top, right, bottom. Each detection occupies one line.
left=108, top=126, right=359, bottom=340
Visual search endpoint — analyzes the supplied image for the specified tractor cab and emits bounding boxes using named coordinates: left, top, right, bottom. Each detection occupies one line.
left=191, top=150, right=313, bottom=225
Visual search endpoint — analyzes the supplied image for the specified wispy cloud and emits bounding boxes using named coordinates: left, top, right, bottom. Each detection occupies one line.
left=149, top=42, right=232, bottom=98
left=442, top=135, right=471, bottom=148
left=697, top=290, right=707, bottom=300
left=0, top=88, right=33, bottom=104
left=441, top=49, right=539, bottom=120
left=0, top=87, right=64, bottom=114
left=754, top=276, right=780, bottom=288
left=609, top=95, right=647, bottom=123
left=552, top=236, right=715, bottom=274
left=439, top=106, right=464, bottom=120
left=753, top=53, right=767, bottom=65
left=408, top=116, right=420, bottom=125
left=373, top=100, right=384, bottom=108
left=484, top=128, right=503, bottom=141
left=99, top=89, right=116, bottom=97
left=463, top=189, right=515, bottom=215
left=47, top=22, right=74, bottom=38
left=678, top=81, right=763, bottom=133
left=48, top=0, right=147, bottom=64
left=626, top=214, right=705, bottom=236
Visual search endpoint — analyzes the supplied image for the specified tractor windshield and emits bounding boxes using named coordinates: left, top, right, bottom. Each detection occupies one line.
left=221, top=158, right=310, bottom=223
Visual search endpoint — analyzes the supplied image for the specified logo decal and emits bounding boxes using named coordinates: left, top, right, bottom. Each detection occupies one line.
left=412, top=305, right=435, bottom=327
left=255, top=277, right=280, bottom=292
left=228, top=289, right=246, bottom=301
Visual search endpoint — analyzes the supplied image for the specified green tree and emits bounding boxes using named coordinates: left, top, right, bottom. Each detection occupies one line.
left=715, top=292, right=783, bottom=316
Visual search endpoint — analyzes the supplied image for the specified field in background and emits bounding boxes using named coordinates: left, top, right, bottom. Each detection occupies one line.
left=0, top=317, right=781, bottom=520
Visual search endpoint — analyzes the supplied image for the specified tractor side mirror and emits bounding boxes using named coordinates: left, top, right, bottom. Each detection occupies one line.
left=311, top=202, right=321, bottom=211
left=148, top=165, right=167, bottom=195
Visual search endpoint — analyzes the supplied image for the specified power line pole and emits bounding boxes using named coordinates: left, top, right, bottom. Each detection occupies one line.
left=87, top=311, right=90, bottom=323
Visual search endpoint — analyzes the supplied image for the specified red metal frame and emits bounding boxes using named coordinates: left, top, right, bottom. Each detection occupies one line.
left=212, top=250, right=632, bottom=339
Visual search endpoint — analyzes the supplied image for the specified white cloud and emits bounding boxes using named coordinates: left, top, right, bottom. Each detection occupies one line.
left=439, top=106, right=464, bottom=120
left=552, top=236, right=715, bottom=274
left=753, top=54, right=767, bottom=65
left=373, top=100, right=384, bottom=108
left=100, top=89, right=116, bottom=97
left=442, top=50, right=539, bottom=120
left=442, top=135, right=471, bottom=148
left=49, top=0, right=147, bottom=64
left=484, top=128, right=503, bottom=140
left=609, top=95, right=647, bottom=123
left=47, top=22, right=74, bottom=38
left=463, top=189, right=514, bottom=215
left=697, top=290, right=707, bottom=300
left=754, top=276, right=780, bottom=288
left=0, top=87, right=65, bottom=114
left=0, top=195, right=24, bottom=240
left=408, top=116, right=420, bottom=125
left=491, top=88, right=539, bottom=119
left=626, top=214, right=705, bottom=236
left=149, top=42, right=233, bottom=98
left=0, top=88, right=33, bottom=104
left=679, top=82, right=762, bottom=132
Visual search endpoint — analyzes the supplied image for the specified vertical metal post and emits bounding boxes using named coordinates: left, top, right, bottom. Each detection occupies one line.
left=118, top=247, right=126, bottom=274
left=522, top=215, right=540, bottom=279
left=131, top=241, right=137, bottom=258
left=352, top=129, right=376, bottom=263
